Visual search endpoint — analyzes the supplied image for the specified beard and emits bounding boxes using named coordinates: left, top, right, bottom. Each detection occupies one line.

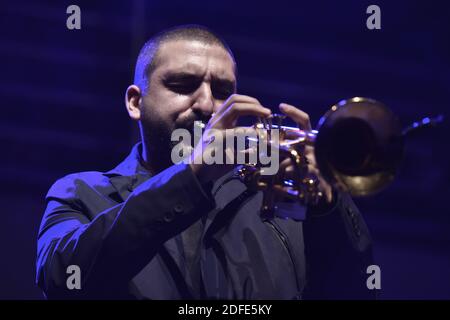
left=140, top=109, right=211, bottom=174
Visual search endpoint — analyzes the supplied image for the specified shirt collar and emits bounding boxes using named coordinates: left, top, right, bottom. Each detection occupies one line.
left=103, top=142, right=151, bottom=201
left=104, top=142, right=150, bottom=178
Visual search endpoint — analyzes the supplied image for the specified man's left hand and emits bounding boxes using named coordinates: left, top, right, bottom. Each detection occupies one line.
left=278, top=102, right=334, bottom=203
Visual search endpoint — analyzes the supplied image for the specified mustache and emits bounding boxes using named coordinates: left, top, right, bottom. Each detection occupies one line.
left=178, top=112, right=213, bottom=130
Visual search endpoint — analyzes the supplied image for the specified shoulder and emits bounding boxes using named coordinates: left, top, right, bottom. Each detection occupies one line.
left=46, top=171, right=113, bottom=202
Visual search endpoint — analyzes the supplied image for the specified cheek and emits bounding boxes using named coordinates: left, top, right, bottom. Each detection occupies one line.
left=141, top=92, right=183, bottom=123
left=152, top=90, right=193, bottom=118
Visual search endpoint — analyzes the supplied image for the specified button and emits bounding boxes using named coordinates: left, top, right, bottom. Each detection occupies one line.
left=347, top=206, right=356, bottom=218
left=173, top=204, right=184, bottom=214
left=355, top=229, right=361, bottom=237
left=163, top=211, right=176, bottom=222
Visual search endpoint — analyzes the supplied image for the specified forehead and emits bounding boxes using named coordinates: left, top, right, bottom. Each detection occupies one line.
left=153, top=40, right=236, bottom=80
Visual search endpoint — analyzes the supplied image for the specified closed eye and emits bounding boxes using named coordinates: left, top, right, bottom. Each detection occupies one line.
left=211, top=79, right=235, bottom=100
left=162, top=73, right=203, bottom=95
left=166, top=82, right=201, bottom=95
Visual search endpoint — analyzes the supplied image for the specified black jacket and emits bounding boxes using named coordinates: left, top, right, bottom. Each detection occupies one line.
left=36, top=143, right=375, bottom=299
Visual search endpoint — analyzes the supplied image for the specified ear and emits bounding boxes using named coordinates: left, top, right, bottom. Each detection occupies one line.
left=125, top=85, right=142, bottom=121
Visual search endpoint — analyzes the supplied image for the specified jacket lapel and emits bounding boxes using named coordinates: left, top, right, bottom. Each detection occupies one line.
left=103, top=144, right=258, bottom=298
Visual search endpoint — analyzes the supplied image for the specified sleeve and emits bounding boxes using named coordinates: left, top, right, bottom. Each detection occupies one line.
left=36, top=163, right=216, bottom=299
left=301, top=191, right=377, bottom=299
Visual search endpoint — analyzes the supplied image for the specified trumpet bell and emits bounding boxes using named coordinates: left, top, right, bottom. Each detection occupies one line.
left=314, top=97, right=404, bottom=196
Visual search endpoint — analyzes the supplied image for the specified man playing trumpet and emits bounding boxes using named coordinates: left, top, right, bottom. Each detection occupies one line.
left=36, top=25, right=374, bottom=299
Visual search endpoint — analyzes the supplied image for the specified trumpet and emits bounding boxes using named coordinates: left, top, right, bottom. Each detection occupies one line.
left=237, top=97, right=443, bottom=219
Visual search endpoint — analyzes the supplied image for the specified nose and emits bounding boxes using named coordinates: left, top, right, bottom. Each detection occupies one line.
left=191, top=82, right=214, bottom=117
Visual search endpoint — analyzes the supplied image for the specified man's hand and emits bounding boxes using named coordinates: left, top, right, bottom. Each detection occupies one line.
left=189, top=94, right=271, bottom=184
left=278, top=103, right=334, bottom=203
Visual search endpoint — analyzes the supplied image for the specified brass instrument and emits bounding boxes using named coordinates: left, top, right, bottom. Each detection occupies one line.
left=237, top=97, right=443, bottom=219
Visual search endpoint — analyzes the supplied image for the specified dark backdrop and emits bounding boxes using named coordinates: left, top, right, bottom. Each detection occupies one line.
left=1, top=0, right=449, bottom=299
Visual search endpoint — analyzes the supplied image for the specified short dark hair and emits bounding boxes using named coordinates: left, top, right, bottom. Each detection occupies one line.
left=134, top=24, right=236, bottom=92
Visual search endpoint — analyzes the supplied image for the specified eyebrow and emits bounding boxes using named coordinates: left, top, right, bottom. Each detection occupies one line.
left=162, top=72, right=202, bottom=82
left=162, top=72, right=236, bottom=88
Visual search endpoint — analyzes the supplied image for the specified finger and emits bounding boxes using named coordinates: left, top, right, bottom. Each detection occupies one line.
left=223, top=103, right=271, bottom=121
left=306, top=164, right=321, bottom=179
left=278, top=158, right=293, bottom=178
left=226, top=94, right=261, bottom=105
left=308, top=165, right=333, bottom=203
left=288, top=162, right=333, bottom=201
left=278, top=156, right=333, bottom=201
left=209, top=94, right=262, bottom=126
left=317, top=175, right=333, bottom=203
left=215, top=127, right=260, bottom=164
left=220, top=126, right=259, bottom=143
left=202, top=126, right=256, bottom=142
left=214, top=94, right=262, bottom=117
left=279, top=103, right=312, bottom=131
left=303, top=145, right=316, bottom=167
left=211, top=102, right=271, bottom=129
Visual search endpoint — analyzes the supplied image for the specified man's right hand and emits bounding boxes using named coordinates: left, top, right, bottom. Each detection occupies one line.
left=189, top=94, right=271, bottom=184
